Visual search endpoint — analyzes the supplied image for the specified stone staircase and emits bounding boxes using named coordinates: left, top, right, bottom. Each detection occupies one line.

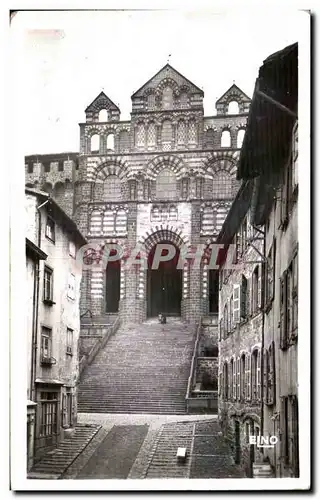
left=78, top=318, right=196, bottom=414
left=28, top=424, right=101, bottom=479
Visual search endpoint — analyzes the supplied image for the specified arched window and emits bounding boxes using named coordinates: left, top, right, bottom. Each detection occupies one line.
left=103, top=175, right=121, bottom=201
left=237, top=129, right=245, bottom=148
left=115, top=209, right=127, bottom=236
left=119, top=130, right=130, bottom=151
left=156, top=168, right=176, bottom=200
left=147, top=93, right=156, bottom=109
left=129, top=180, right=136, bottom=201
left=161, top=120, right=173, bottom=143
left=180, top=92, right=188, bottom=108
left=99, top=109, right=108, bottom=122
left=212, top=171, right=233, bottom=199
left=177, top=120, right=186, bottom=145
left=91, top=134, right=100, bottom=153
left=135, top=123, right=145, bottom=147
left=162, top=86, right=173, bottom=109
left=147, top=122, right=156, bottom=146
left=90, top=210, right=103, bottom=236
left=205, top=128, right=215, bottom=149
left=228, top=101, right=239, bottom=114
left=188, top=119, right=197, bottom=144
left=107, top=133, right=115, bottom=151
left=221, top=130, right=231, bottom=147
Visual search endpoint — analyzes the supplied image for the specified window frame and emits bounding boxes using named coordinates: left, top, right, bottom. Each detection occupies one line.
left=40, top=326, right=52, bottom=362
left=45, top=216, right=56, bottom=243
left=66, top=328, right=73, bottom=355
left=43, top=266, right=54, bottom=304
left=67, top=273, right=76, bottom=301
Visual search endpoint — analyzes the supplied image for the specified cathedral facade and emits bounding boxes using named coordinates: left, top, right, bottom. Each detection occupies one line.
left=25, top=64, right=250, bottom=324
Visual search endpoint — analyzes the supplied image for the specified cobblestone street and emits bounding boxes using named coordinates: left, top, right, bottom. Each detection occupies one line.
left=60, top=413, right=244, bottom=480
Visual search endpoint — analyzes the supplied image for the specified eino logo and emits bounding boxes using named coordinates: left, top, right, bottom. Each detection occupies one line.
left=249, top=435, right=279, bottom=449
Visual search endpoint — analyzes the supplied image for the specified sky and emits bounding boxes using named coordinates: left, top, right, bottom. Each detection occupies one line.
left=11, top=9, right=306, bottom=155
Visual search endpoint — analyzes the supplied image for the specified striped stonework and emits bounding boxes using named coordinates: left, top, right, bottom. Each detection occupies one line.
left=120, top=263, right=125, bottom=299
left=200, top=202, right=232, bottom=237
left=202, top=263, right=208, bottom=299
left=90, top=270, right=104, bottom=298
left=183, top=263, right=189, bottom=299
left=137, top=268, right=145, bottom=299
left=88, top=205, right=128, bottom=237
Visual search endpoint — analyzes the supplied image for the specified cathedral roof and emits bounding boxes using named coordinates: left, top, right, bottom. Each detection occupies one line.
left=131, top=64, right=204, bottom=98
left=85, top=91, right=120, bottom=113
left=216, top=84, right=251, bottom=104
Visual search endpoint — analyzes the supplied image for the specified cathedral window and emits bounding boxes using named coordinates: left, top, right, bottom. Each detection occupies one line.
left=107, top=133, right=115, bottom=151
left=151, top=206, right=161, bottom=222
left=129, top=180, right=137, bottom=201
left=212, top=171, right=233, bottom=199
left=147, top=122, right=156, bottom=146
left=201, top=206, right=217, bottom=234
left=237, top=129, right=245, bottom=148
left=161, top=120, right=173, bottom=143
left=188, top=119, right=197, bottom=144
left=177, top=120, right=187, bottom=145
left=168, top=205, right=178, bottom=221
left=135, top=123, right=145, bottom=147
left=91, top=134, right=100, bottom=153
left=115, top=209, right=127, bottom=236
left=228, top=101, right=239, bottom=114
left=162, top=86, right=173, bottom=109
left=103, top=175, right=121, bottom=201
left=156, top=168, right=177, bottom=200
left=99, top=109, right=108, bottom=122
left=221, top=130, right=231, bottom=148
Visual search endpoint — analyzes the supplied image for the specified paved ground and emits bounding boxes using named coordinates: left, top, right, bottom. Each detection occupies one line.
left=61, top=413, right=244, bottom=480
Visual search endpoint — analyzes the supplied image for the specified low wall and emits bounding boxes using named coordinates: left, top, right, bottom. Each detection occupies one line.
left=78, top=317, right=120, bottom=378
left=186, top=391, right=218, bottom=413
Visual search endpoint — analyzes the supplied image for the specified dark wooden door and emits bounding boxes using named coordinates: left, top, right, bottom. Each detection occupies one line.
left=106, top=262, right=120, bottom=313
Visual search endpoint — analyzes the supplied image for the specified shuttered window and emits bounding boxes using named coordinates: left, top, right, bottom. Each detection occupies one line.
left=236, top=357, right=240, bottom=401
left=240, top=275, right=247, bottom=319
left=280, top=271, right=288, bottom=349
left=233, top=284, right=240, bottom=324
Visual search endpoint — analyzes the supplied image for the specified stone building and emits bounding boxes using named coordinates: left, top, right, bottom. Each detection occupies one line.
left=25, top=187, right=87, bottom=462
left=217, top=42, right=299, bottom=478
left=25, top=64, right=250, bottom=325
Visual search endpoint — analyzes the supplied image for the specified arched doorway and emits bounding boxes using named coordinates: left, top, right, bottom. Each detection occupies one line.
left=147, top=241, right=182, bottom=317
left=105, top=257, right=120, bottom=313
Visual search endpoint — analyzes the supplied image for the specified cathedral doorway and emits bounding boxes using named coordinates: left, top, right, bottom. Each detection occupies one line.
left=105, top=259, right=120, bottom=313
left=147, top=241, right=182, bottom=317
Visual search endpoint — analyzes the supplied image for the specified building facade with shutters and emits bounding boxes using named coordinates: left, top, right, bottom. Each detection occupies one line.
left=25, top=188, right=87, bottom=462
left=25, top=64, right=251, bottom=325
left=217, top=42, right=299, bottom=478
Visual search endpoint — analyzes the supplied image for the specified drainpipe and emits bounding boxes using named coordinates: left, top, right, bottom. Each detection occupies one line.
left=30, top=198, right=50, bottom=401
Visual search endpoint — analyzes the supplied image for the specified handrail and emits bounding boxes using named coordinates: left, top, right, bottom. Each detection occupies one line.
left=185, top=317, right=202, bottom=400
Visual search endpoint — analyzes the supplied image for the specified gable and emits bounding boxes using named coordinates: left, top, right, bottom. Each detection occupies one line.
left=131, top=64, right=204, bottom=98
left=85, top=92, right=120, bottom=113
left=216, top=84, right=251, bottom=104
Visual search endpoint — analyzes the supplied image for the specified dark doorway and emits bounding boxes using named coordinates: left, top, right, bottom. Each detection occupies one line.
left=147, top=241, right=182, bottom=317
left=209, top=269, right=219, bottom=313
left=105, top=260, right=120, bottom=313
left=235, top=420, right=241, bottom=464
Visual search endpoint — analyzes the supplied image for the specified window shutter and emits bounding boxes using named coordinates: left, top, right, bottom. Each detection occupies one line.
left=258, top=265, right=262, bottom=310
left=257, top=350, right=261, bottom=401
left=237, top=357, right=240, bottom=401
left=218, top=372, right=222, bottom=397
left=233, top=284, right=240, bottom=324
left=219, top=319, right=222, bottom=341
left=240, top=275, right=247, bottom=319
left=227, top=364, right=231, bottom=401
left=269, top=342, right=275, bottom=405
left=62, top=393, right=67, bottom=428
left=250, top=275, right=254, bottom=315
left=263, top=348, right=268, bottom=403
left=291, top=395, right=299, bottom=477
left=247, top=354, right=251, bottom=401
left=228, top=300, right=232, bottom=333
left=280, top=272, right=288, bottom=349
left=232, top=360, right=236, bottom=400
